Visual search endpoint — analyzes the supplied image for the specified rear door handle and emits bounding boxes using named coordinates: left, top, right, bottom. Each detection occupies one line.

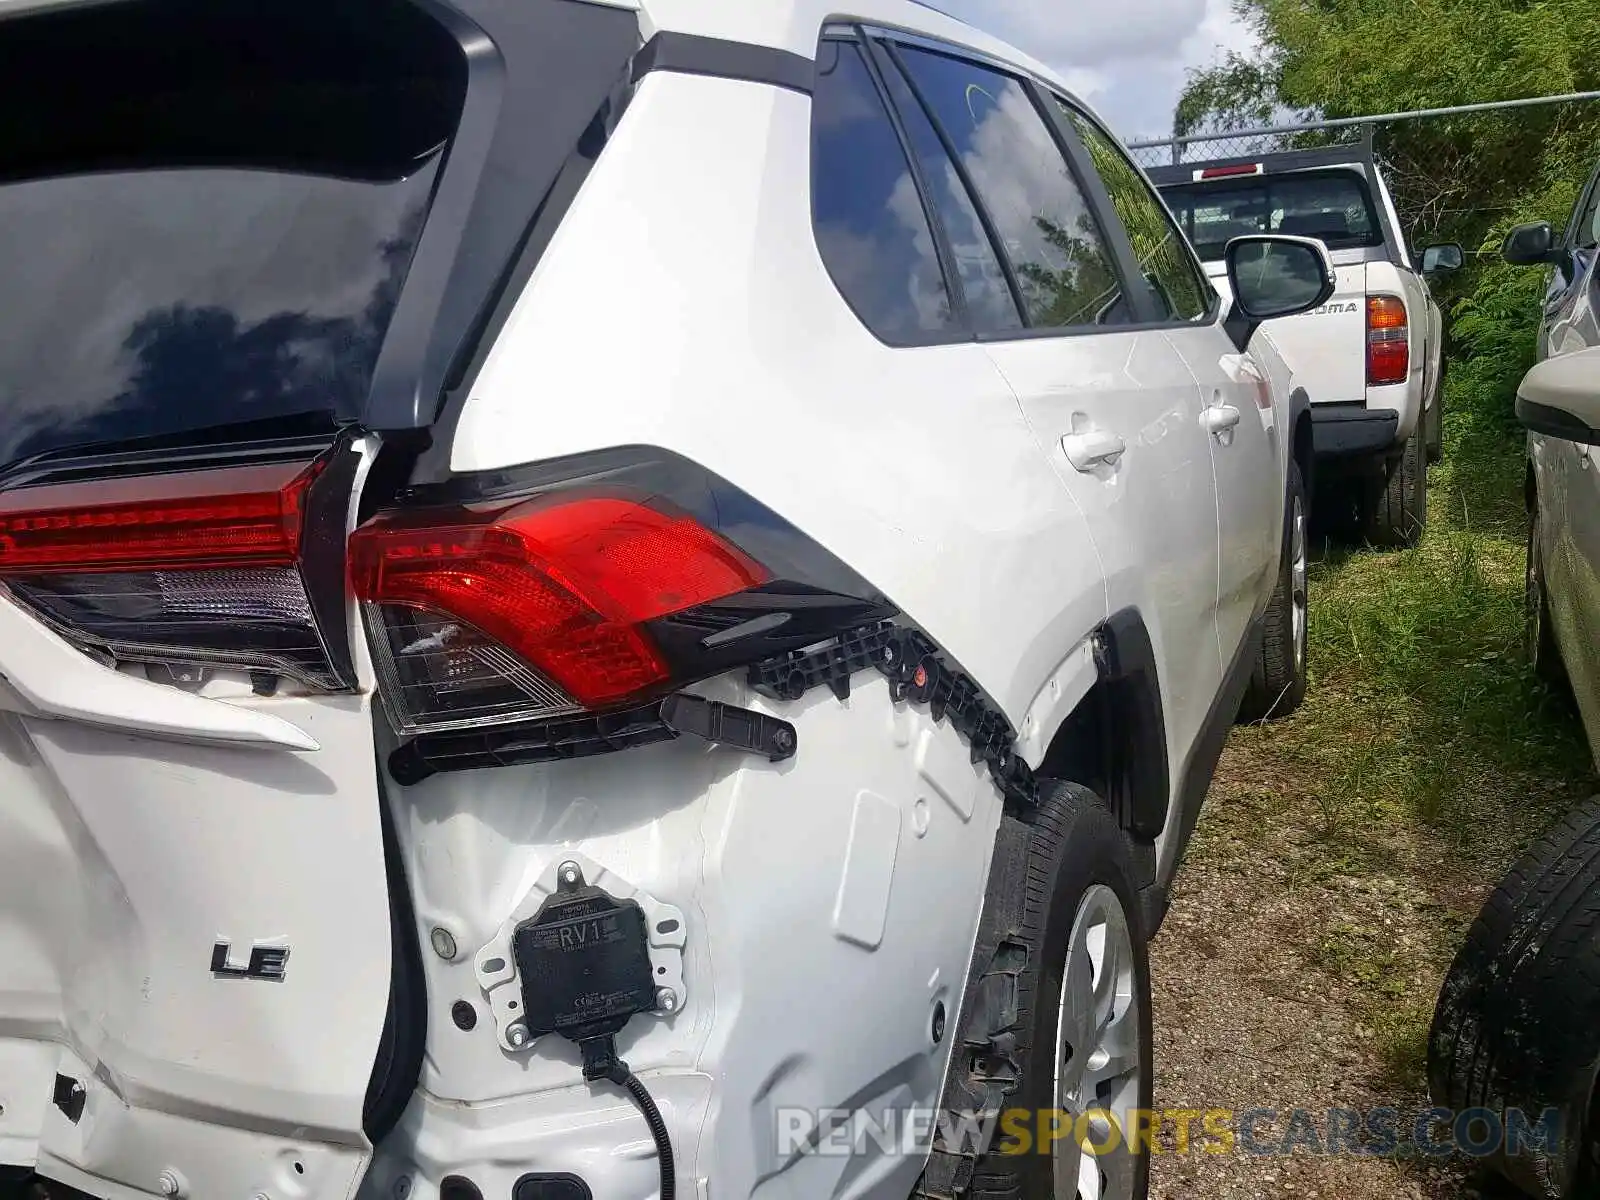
left=1061, top=428, right=1126, bottom=472
left=1203, top=403, right=1242, bottom=436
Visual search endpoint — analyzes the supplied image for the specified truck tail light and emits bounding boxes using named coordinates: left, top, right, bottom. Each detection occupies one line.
left=1367, top=294, right=1409, bottom=386
left=349, top=493, right=773, bottom=732
left=0, top=459, right=344, bottom=688
left=1195, top=163, right=1263, bottom=180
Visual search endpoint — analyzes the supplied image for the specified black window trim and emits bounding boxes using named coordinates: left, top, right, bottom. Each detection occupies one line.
left=838, top=19, right=1231, bottom=344
left=1046, top=91, right=1223, bottom=327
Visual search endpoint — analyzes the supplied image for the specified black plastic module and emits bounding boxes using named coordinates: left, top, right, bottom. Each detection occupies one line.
left=513, top=866, right=657, bottom=1042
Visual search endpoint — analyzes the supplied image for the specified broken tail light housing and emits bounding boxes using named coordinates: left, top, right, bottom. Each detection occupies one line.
left=0, top=457, right=346, bottom=688
left=350, top=492, right=775, bottom=732
left=1366, top=294, right=1409, bottom=386
left=351, top=447, right=900, bottom=738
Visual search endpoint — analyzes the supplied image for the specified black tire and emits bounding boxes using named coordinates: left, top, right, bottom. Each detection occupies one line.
left=919, top=782, right=1153, bottom=1200
left=1238, top=460, right=1308, bottom=723
left=1427, top=795, right=1600, bottom=1198
left=1527, top=503, right=1569, bottom=690
left=1363, top=429, right=1427, bottom=547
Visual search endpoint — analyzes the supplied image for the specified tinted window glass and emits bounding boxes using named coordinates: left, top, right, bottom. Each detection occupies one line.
left=0, top=0, right=464, bottom=472
left=812, top=40, right=958, bottom=342
left=1062, top=103, right=1212, bottom=322
left=895, top=47, right=1125, bottom=330
left=1163, top=171, right=1382, bottom=262
left=876, top=49, right=1022, bottom=333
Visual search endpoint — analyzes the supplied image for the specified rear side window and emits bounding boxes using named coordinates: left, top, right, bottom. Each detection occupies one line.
left=811, top=39, right=958, bottom=343
left=1163, top=170, right=1382, bottom=262
left=894, top=47, right=1125, bottom=330
left=874, top=47, right=1023, bottom=333
left=1060, top=103, right=1212, bottom=322
left=0, top=0, right=466, bottom=473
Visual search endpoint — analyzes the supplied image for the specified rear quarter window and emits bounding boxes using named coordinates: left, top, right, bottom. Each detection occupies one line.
left=0, top=0, right=466, bottom=473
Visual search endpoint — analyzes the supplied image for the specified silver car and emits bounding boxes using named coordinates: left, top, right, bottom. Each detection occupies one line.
left=1423, top=175, right=1600, bottom=1200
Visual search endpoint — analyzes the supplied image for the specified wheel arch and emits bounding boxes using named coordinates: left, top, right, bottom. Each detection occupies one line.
left=1289, top=385, right=1315, bottom=502
left=1036, top=608, right=1170, bottom=849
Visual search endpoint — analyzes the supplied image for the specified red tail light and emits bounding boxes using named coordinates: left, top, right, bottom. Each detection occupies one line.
left=0, top=460, right=342, bottom=688
left=349, top=494, right=771, bottom=731
left=1366, top=294, right=1409, bottom=386
left=1196, top=163, right=1263, bottom=180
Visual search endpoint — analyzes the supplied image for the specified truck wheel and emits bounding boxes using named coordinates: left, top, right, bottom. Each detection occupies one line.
left=1363, top=429, right=1427, bottom=548
left=1427, top=795, right=1600, bottom=1199
left=1238, top=460, right=1307, bottom=722
left=925, top=781, right=1153, bottom=1200
left=1527, top=503, right=1569, bottom=689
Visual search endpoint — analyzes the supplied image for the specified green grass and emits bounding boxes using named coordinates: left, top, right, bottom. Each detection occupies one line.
left=1188, top=365, right=1597, bottom=1100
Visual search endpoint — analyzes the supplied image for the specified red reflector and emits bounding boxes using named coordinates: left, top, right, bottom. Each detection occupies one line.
left=350, top=495, right=770, bottom=711
left=1366, top=295, right=1409, bottom=386
left=1197, top=163, right=1263, bottom=180
left=0, top=461, right=317, bottom=574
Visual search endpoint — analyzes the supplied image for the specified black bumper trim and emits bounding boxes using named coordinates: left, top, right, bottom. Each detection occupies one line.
left=1310, top=406, right=1399, bottom=458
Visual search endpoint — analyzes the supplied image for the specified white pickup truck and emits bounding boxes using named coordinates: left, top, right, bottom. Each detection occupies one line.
left=1150, top=145, right=1462, bottom=545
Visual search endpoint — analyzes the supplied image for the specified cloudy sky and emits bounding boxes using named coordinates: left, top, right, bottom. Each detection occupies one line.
left=942, top=0, right=1259, bottom=142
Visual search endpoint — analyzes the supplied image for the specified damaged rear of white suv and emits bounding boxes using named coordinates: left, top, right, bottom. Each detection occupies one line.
left=0, top=2, right=1334, bottom=1199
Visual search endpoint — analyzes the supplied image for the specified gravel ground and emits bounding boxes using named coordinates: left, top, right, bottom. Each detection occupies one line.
left=1145, top=739, right=1524, bottom=1200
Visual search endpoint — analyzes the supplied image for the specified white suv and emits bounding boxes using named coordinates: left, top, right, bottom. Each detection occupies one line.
left=0, top=3, right=1332, bottom=1200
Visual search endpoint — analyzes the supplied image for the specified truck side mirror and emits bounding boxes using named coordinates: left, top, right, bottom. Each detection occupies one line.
left=1420, top=243, right=1463, bottom=275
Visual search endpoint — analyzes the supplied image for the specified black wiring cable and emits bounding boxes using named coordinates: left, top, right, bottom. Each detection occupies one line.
left=579, top=1035, right=676, bottom=1200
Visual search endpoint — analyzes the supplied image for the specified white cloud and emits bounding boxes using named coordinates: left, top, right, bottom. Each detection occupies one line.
left=941, top=0, right=1260, bottom=140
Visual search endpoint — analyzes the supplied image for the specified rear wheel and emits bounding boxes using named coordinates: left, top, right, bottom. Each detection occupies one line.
left=1238, top=460, right=1308, bottom=722
left=1427, top=795, right=1600, bottom=1198
left=924, top=782, right=1152, bottom=1200
left=1363, top=429, right=1427, bottom=547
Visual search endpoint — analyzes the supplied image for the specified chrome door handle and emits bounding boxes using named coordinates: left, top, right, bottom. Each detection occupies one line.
left=1061, top=428, right=1126, bottom=472
left=1203, top=404, right=1242, bottom=436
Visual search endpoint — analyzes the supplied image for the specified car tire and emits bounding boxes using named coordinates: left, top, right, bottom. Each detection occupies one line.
left=1427, top=794, right=1600, bottom=1199
left=922, top=781, right=1153, bottom=1200
left=1526, top=503, right=1569, bottom=690
left=1426, top=385, right=1445, bottom=464
left=1238, top=460, right=1308, bottom=723
left=1363, top=428, right=1427, bottom=547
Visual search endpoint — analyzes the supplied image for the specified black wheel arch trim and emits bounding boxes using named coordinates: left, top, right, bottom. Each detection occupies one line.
left=1086, top=608, right=1171, bottom=842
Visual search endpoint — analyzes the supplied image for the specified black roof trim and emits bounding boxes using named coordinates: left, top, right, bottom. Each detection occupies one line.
left=633, top=31, right=815, bottom=95
left=364, top=0, right=641, bottom=431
